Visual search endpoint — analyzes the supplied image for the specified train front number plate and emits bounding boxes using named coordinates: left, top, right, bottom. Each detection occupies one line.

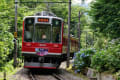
left=35, top=48, right=48, bottom=56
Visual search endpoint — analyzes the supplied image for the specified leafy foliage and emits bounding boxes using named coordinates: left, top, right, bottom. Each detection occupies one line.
left=0, top=0, right=14, bottom=71
left=73, top=48, right=96, bottom=73
left=73, top=38, right=120, bottom=73
left=90, top=0, right=120, bottom=38
left=87, top=0, right=120, bottom=73
left=91, top=38, right=120, bottom=72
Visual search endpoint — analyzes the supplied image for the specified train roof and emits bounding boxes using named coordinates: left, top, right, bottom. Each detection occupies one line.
left=63, top=35, right=78, bottom=41
left=23, top=16, right=63, bottom=21
left=23, top=11, right=63, bottom=21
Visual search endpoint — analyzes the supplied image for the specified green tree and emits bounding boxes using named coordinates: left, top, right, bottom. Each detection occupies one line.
left=0, top=0, right=14, bottom=71
left=90, top=0, right=120, bottom=39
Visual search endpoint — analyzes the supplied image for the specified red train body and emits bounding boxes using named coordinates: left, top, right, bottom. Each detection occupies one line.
left=22, top=11, right=78, bottom=69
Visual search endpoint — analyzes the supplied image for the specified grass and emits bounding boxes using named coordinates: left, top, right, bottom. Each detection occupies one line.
left=0, top=67, right=23, bottom=80
left=0, top=60, right=23, bottom=80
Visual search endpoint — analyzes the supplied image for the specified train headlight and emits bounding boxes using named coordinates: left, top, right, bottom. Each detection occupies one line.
left=25, top=43, right=31, bottom=46
left=53, top=44, right=59, bottom=48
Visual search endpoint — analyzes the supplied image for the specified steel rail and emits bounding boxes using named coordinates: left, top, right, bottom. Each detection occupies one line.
left=29, top=71, right=37, bottom=80
left=52, top=73, right=65, bottom=80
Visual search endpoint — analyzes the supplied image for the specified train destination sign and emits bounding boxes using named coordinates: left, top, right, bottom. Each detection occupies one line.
left=38, top=18, right=49, bottom=22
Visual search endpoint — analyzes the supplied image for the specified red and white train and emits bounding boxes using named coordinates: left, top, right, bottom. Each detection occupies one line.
left=22, top=11, right=78, bottom=69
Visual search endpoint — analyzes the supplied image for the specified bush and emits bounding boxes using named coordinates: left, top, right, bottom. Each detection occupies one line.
left=0, top=32, right=14, bottom=71
left=91, top=38, right=120, bottom=72
left=73, top=38, right=120, bottom=73
left=73, top=48, right=96, bottom=73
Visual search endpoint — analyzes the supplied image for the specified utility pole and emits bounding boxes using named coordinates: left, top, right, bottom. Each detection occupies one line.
left=93, top=32, right=94, bottom=46
left=85, top=31, right=87, bottom=49
left=78, top=11, right=81, bottom=50
left=3, top=70, right=6, bottom=80
left=67, top=0, right=71, bottom=68
left=3, top=49, right=6, bottom=80
left=14, top=0, right=18, bottom=68
left=47, top=2, right=49, bottom=11
left=45, top=0, right=49, bottom=11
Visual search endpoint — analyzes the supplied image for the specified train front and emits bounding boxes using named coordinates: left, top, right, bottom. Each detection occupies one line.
left=22, top=15, right=63, bottom=69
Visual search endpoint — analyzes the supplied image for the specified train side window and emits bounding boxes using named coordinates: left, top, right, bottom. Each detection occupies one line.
left=52, top=19, right=62, bottom=43
left=24, top=27, right=32, bottom=40
left=24, top=18, right=34, bottom=42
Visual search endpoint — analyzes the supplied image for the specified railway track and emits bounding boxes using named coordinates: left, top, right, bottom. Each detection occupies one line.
left=28, top=69, right=66, bottom=80
left=29, top=71, right=38, bottom=80
left=14, top=68, right=81, bottom=80
left=52, top=73, right=65, bottom=80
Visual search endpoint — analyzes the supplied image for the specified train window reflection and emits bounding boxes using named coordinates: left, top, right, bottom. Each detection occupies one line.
left=52, top=19, right=62, bottom=43
left=34, top=24, right=51, bottom=43
left=24, top=18, right=34, bottom=42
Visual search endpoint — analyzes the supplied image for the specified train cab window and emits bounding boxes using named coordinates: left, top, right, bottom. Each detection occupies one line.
left=24, top=18, right=34, bottom=42
left=34, top=24, right=51, bottom=43
left=52, top=19, right=62, bottom=43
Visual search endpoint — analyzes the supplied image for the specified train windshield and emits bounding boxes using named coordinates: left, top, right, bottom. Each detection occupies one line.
left=24, top=18, right=62, bottom=43
left=34, top=24, right=51, bottom=43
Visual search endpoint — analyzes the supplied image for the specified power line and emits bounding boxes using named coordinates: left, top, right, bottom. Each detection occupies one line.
left=17, top=1, right=70, bottom=3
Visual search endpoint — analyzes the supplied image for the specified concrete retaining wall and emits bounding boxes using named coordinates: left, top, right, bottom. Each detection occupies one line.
left=87, top=68, right=116, bottom=80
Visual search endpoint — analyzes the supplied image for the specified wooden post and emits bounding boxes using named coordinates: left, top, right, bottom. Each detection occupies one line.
left=3, top=71, right=6, bottom=80
left=98, top=72, right=102, bottom=80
